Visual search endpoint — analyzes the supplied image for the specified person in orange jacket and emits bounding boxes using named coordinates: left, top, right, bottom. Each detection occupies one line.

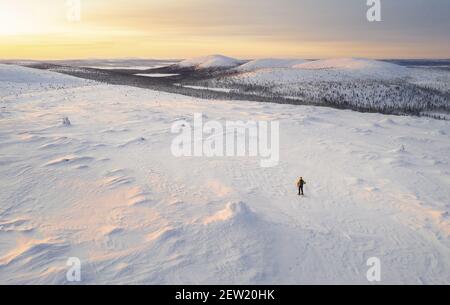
left=297, top=177, right=306, bottom=196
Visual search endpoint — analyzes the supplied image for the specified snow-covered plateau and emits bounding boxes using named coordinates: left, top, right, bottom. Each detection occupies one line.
left=0, top=64, right=449, bottom=284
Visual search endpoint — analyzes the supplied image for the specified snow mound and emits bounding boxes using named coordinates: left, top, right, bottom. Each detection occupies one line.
left=203, top=202, right=255, bottom=225
left=294, top=58, right=406, bottom=74
left=236, top=58, right=307, bottom=72
left=177, top=55, right=243, bottom=69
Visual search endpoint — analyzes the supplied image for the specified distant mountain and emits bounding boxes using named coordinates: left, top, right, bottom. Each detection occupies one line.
left=293, top=58, right=409, bottom=79
left=235, top=58, right=308, bottom=72
left=294, top=58, right=399, bottom=70
left=177, top=55, right=244, bottom=70
left=194, top=58, right=449, bottom=117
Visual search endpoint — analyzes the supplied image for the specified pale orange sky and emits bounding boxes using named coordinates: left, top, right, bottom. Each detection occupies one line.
left=1, top=0, right=449, bottom=60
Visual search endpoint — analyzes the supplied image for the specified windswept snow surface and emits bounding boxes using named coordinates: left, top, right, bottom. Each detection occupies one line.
left=0, top=65, right=449, bottom=284
left=177, top=55, right=244, bottom=69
